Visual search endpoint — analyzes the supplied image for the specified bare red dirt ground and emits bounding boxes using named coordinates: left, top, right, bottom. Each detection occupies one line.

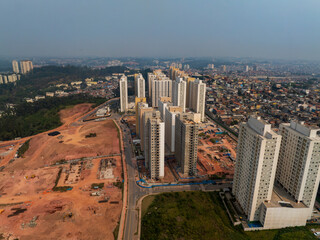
left=0, top=104, right=123, bottom=240
left=197, top=123, right=236, bottom=177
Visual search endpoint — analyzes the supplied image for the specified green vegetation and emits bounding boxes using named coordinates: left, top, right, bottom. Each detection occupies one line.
left=17, top=139, right=31, bottom=157
left=113, top=221, right=120, bottom=240
left=52, top=168, right=62, bottom=189
left=52, top=168, right=72, bottom=192
left=55, top=159, right=67, bottom=165
left=199, top=132, right=205, bottom=137
left=141, top=191, right=316, bottom=240
left=91, top=183, right=104, bottom=189
left=0, top=94, right=105, bottom=141
left=209, top=173, right=227, bottom=180
left=52, top=186, right=73, bottom=192
left=113, top=181, right=123, bottom=189
left=0, top=65, right=131, bottom=107
left=141, top=195, right=156, bottom=217
left=85, top=132, right=97, bottom=138
left=210, top=138, right=219, bottom=143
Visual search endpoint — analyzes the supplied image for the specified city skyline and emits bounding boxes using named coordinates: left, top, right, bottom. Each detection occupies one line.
left=1, top=0, right=320, bottom=60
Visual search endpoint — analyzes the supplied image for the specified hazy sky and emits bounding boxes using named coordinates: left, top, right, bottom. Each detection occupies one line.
left=1, top=0, right=320, bottom=60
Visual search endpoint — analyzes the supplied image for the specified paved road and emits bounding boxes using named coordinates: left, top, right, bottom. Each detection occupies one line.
left=119, top=118, right=232, bottom=240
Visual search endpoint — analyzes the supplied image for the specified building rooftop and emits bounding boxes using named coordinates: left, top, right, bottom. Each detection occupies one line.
left=264, top=184, right=308, bottom=209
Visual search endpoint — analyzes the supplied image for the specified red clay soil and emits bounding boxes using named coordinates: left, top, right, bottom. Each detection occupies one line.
left=0, top=104, right=123, bottom=240
left=6, top=120, right=120, bottom=170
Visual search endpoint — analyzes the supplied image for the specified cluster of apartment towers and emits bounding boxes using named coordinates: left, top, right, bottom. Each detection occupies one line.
left=0, top=60, right=33, bottom=85
left=234, top=116, right=320, bottom=229
left=119, top=67, right=206, bottom=180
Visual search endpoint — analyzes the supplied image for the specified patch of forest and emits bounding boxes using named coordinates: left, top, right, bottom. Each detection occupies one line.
left=0, top=94, right=105, bottom=141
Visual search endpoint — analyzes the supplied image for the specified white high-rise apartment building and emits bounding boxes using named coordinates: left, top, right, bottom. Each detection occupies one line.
left=233, top=116, right=281, bottom=221
left=151, top=79, right=172, bottom=107
left=158, top=97, right=171, bottom=120
left=0, top=75, right=3, bottom=84
left=189, top=79, right=206, bottom=122
left=7, top=74, right=18, bottom=83
left=147, top=70, right=168, bottom=98
left=142, top=110, right=160, bottom=154
left=138, top=106, right=154, bottom=151
left=2, top=75, right=8, bottom=84
left=146, top=116, right=165, bottom=179
left=175, top=113, right=200, bottom=176
left=12, top=60, right=19, bottom=73
left=165, top=106, right=182, bottom=153
left=136, top=102, right=149, bottom=138
left=20, top=60, right=33, bottom=74
left=119, top=75, right=128, bottom=112
left=276, top=121, right=320, bottom=211
left=147, top=72, right=156, bottom=98
left=134, top=73, right=145, bottom=98
left=172, top=77, right=186, bottom=112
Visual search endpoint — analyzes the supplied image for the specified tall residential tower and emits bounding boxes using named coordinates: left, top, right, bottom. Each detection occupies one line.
left=276, top=121, right=320, bottom=212
left=146, top=116, right=165, bottom=179
left=189, top=79, right=206, bottom=122
left=232, top=116, right=281, bottom=221
left=12, top=60, right=19, bottom=73
left=134, top=73, right=145, bottom=98
left=172, top=77, right=186, bottom=112
left=119, top=75, right=128, bottom=112
left=175, top=112, right=201, bottom=176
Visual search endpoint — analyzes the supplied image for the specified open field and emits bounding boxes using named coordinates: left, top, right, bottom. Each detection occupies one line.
left=141, top=191, right=316, bottom=240
left=0, top=104, right=123, bottom=240
left=4, top=116, right=120, bottom=171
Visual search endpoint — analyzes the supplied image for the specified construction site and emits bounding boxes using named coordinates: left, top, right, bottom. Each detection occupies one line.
left=125, top=114, right=236, bottom=183
left=196, top=123, right=236, bottom=179
left=0, top=103, right=123, bottom=240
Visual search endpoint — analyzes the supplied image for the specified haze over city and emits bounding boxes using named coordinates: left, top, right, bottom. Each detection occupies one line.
left=2, top=1, right=320, bottom=240
left=1, top=0, right=320, bottom=60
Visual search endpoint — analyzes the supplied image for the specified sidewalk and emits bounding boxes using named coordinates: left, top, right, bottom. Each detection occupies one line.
left=113, top=120, right=128, bottom=240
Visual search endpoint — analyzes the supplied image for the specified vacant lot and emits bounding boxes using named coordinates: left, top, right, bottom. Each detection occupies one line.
left=141, top=191, right=316, bottom=240
left=0, top=104, right=123, bottom=240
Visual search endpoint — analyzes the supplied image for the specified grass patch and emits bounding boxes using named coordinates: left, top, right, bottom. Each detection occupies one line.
left=17, top=139, right=31, bottom=157
left=113, top=181, right=123, bottom=189
left=53, top=168, right=62, bottom=188
left=113, top=221, right=120, bottom=240
left=52, top=186, right=72, bottom=192
left=141, top=195, right=156, bottom=218
left=141, top=191, right=316, bottom=240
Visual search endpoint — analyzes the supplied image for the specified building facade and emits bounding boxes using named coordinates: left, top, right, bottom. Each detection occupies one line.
left=20, top=60, right=33, bottom=74
left=276, top=121, right=320, bottom=212
left=189, top=79, right=206, bottom=122
left=151, top=79, right=172, bottom=107
left=142, top=110, right=160, bottom=154
left=146, top=117, right=165, bottom=179
left=165, top=106, right=182, bottom=152
left=12, top=60, right=19, bottom=73
left=158, top=97, right=171, bottom=120
left=232, top=116, right=281, bottom=221
left=119, top=75, right=128, bottom=112
left=175, top=112, right=201, bottom=176
left=134, top=73, right=145, bottom=98
left=172, top=77, right=186, bottom=112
